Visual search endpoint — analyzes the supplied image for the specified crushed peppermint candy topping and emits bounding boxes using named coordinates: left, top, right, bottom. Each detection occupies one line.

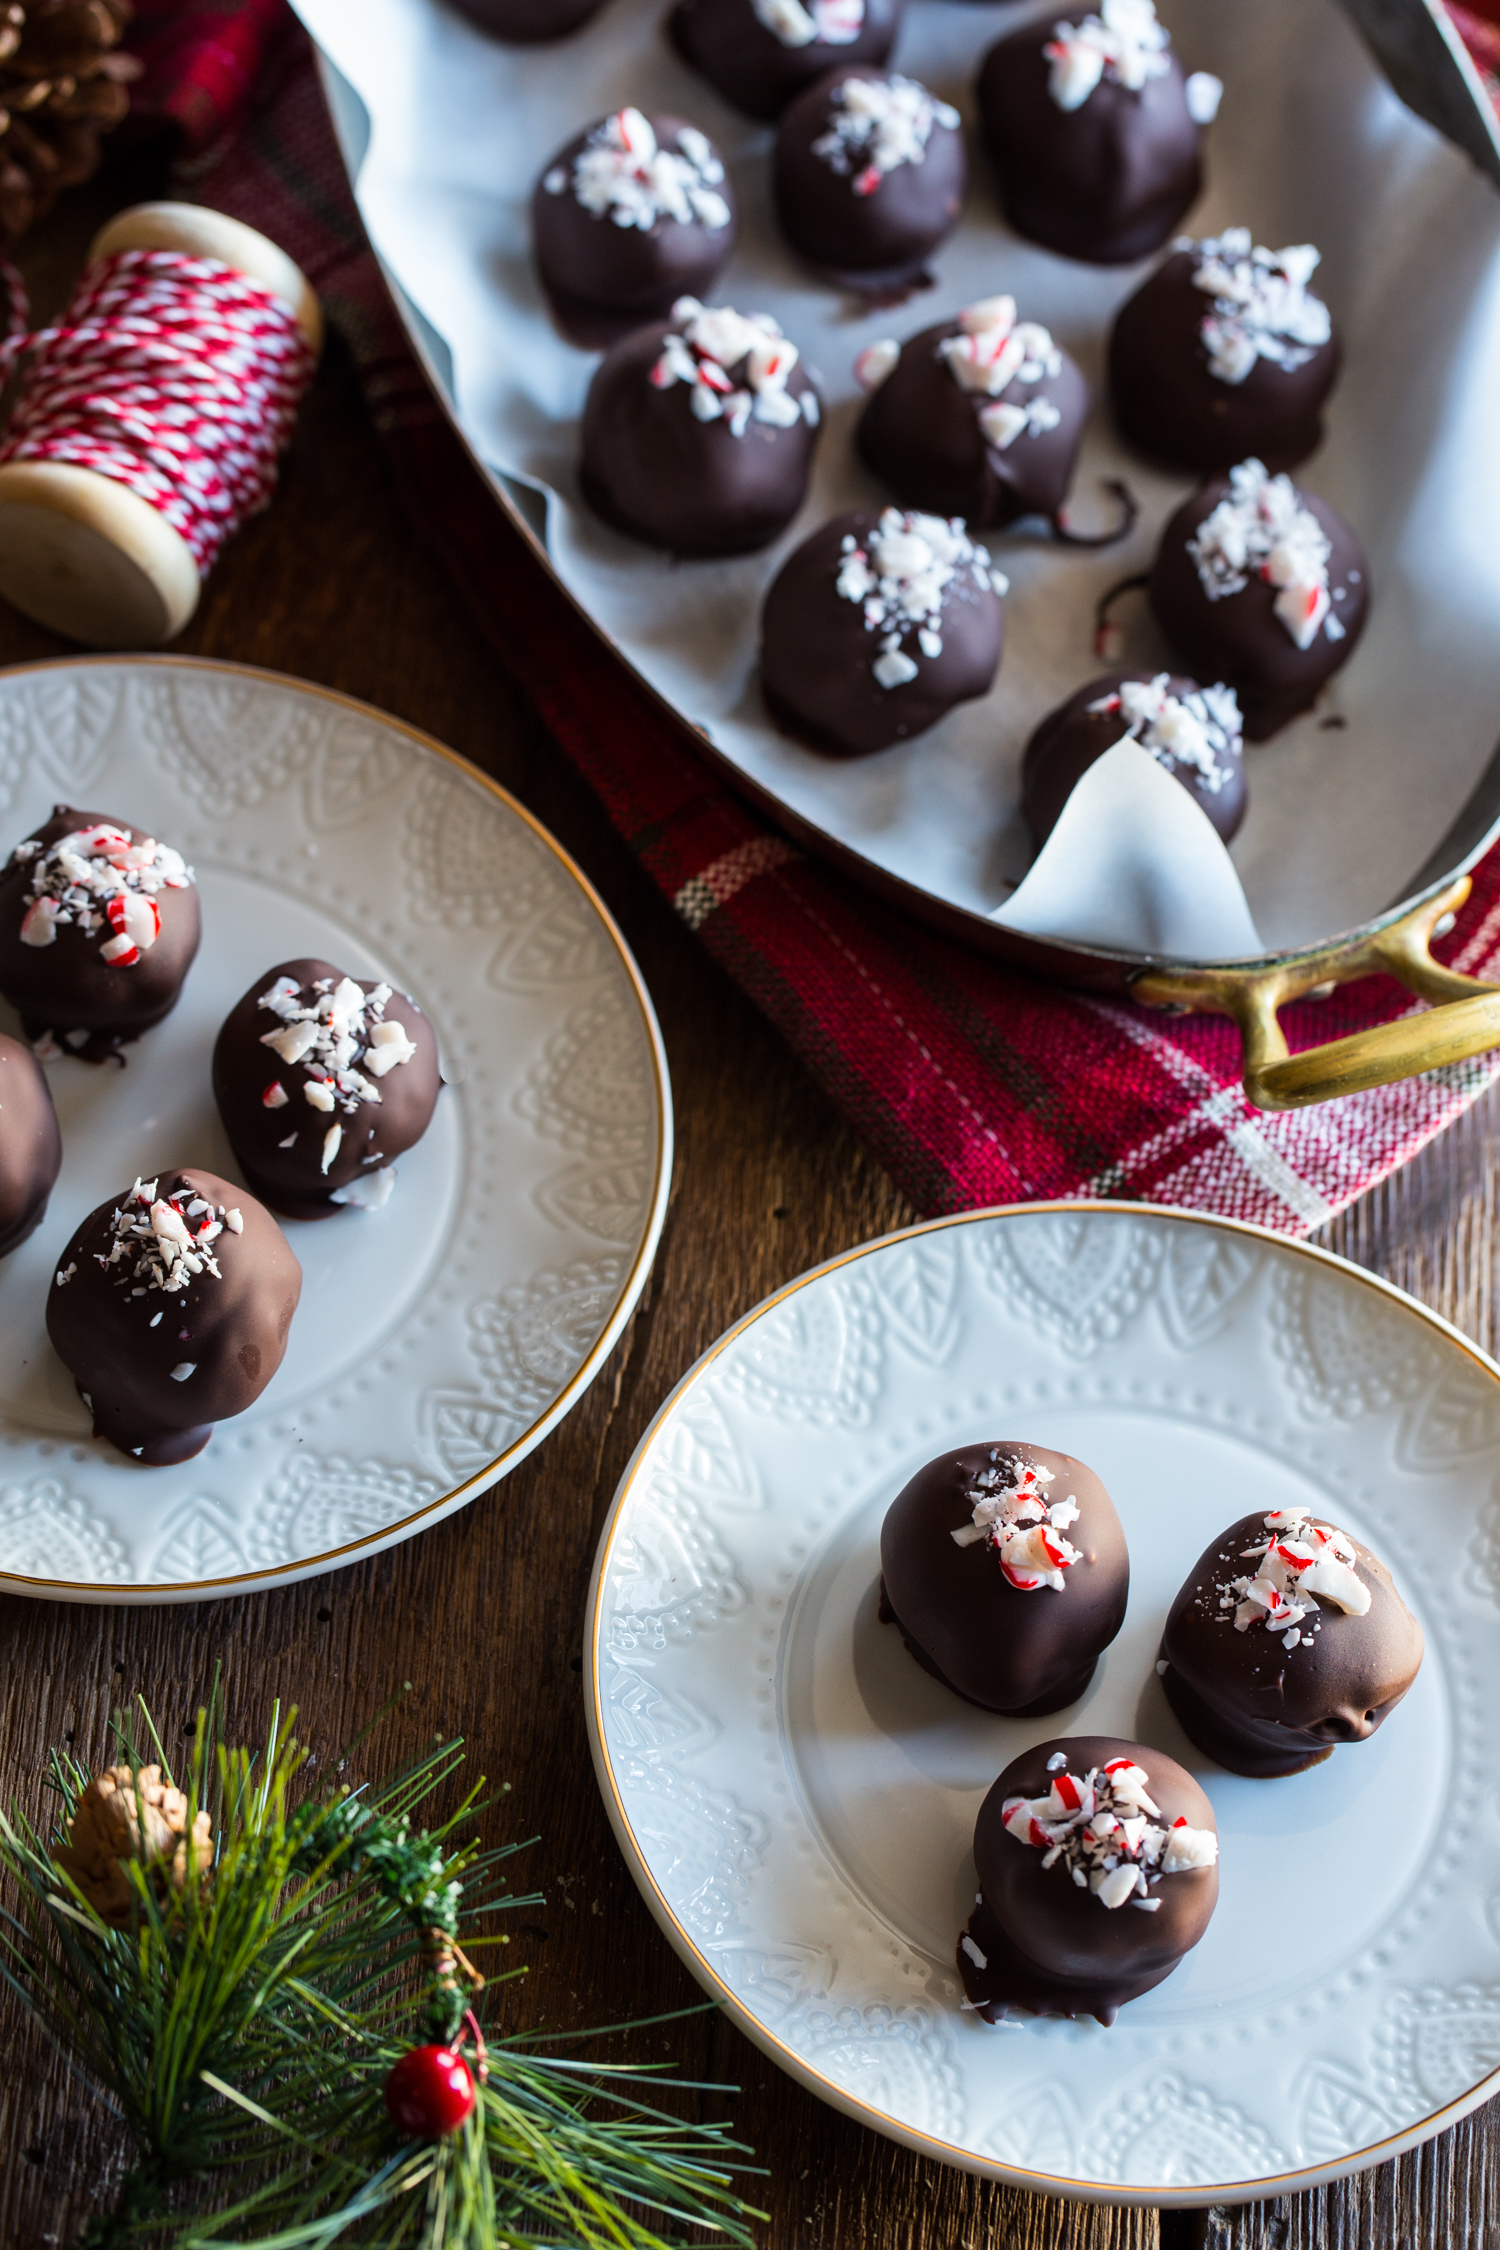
left=753, top=0, right=863, bottom=44
left=1003, top=1754, right=1218, bottom=1908
left=949, top=1452, right=1081, bottom=1591
left=938, top=295, right=1064, bottom=452
left=87, top=1178, right=234, bottom=1298
left=12, top=821, right=193, bottom=968
left=650, top=298, right=817, bottom=439
left=835, top=509, right=1004, bottom=691
left=1088, top=674, right=1242, bottom=795
left=1185, top=229, right=1332, bottom=386
left=545, top=109, right=731, bottom=235
left=1045, top=0, right=1169, bottom=109
left=256, top=972, right=417, bottom=1123
left=1187, top=458, right=1343, bottom=651
left=811, top=73, right=960, bottom=196
left=1215, top=1505, right=1370, bottom=1647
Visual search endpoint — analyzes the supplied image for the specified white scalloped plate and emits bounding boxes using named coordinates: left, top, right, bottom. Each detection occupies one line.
left=585, top=1204, right=1500, bottom=2204
left=0, top=657, right=670, bottom=1601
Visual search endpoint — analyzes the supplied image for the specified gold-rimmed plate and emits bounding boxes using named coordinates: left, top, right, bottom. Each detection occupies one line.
left=0, top=656, right=671, bottom=1600
left=586, top=1203, right=1500, bottom=2202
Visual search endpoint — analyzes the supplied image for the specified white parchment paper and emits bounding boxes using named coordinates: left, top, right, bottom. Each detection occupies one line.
left=293, top=0, right=1500, bottom=960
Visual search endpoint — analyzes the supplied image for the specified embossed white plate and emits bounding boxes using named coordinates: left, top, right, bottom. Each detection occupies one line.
left=586, top=1205, right=1500, bottom=2203
left=0, top=657, right=670, bottom=1600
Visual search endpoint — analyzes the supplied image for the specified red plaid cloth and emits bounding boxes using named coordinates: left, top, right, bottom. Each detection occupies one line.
left=118, top=0, right=1500, bottom=1233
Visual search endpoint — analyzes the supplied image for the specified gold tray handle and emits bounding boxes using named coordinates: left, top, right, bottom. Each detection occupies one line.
left=1131, top=876, right=1500, bottom=1111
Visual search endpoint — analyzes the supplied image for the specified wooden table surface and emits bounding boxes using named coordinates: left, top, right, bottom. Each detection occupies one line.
left=1, top=165, right=1496, bottom=2250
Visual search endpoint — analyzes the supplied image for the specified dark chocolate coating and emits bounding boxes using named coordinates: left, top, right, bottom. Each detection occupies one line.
left=1110, top=249, right=1340, bottom=475
left=977, top=21, right=1204, bottom=265
left=879, top=1442, right=1128, bottom=1713
left=857, top=318, right=1090, bottom=528
left=0, top=805, right=200, bottom=1047
left=0, top=1031, right=61, bottom=1257
left=450, top=0, right=608, bottom=35
left=581, top=321, right=821, bottom=556
left=1022, top=671, right=1247, bottom=845
left=1148, top=478, right=1367, bottom=739
left=46, top=1168, right=302, bottom=1466
left=532, top=113, right=736, bottom=332
left=1158, top=1510, right=1424, bottom=1778
left=212, top=957, right=441, bottom=1222
left=760, top=509, right=1003, bottom=757
left=668, top=0, right=903, bottom=122
left=772, top=67, right=966, bottom=283
left=959, top=1735, right=1218, bottom=2023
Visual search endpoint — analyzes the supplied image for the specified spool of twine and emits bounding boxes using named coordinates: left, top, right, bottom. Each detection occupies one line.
left=0, top=203, right=323, bottom=648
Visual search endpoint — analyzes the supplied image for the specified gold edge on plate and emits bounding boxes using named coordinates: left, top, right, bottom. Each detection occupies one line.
left=0, top=651, right=674, bottom=1598
left=584, top=1197, right=1500, bottom=2206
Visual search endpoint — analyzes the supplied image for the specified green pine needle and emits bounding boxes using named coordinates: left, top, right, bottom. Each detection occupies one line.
left=0, top=1698, right=763, bottom=2250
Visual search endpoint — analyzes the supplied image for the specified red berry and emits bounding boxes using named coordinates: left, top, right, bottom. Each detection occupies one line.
left=384, top=2045, right=477, bottom=2139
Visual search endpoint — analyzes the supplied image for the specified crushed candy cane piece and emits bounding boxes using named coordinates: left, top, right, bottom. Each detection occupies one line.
left=950, top=1451, right=1081, bottom=1591
left=1185, top=228, right=1330, bottom=385
left=1001, top=1751, right=1216, bottom=1907
left=1045, top=0, right=1171, bottom=112
left=1214, top=1504, right=1371, bottom=1642
left=811, top=72, right=959, bottom=190
left=753, top=0, right=864, bottom=45
left=9, top=822, right=191, bottom=968
left=1187, top=458, right=1340, bottom=650
left=559, top=109, right=731, bottom=236
left=1087, top=673, right=1241, bottom=795
left=837, top=508, right=998, bottom=693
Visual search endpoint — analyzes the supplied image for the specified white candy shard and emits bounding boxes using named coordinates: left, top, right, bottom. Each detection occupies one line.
left=321, top=1123, right=343, bottom=1175
left=169, top=1362, right=196, bottom=1382
left=330, top=1164, right=397, bottom=1210
left=1184, top=71, right=1223, bottom=122
left=1187, top=458, right=1339, bottom=650
left=1045, top=0, right=1171, bottom=111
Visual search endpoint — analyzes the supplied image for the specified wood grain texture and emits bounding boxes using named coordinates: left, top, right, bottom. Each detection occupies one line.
left=0, top=160, right=1494, bottom=2250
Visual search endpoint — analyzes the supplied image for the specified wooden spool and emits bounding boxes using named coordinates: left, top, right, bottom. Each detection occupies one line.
left=0, top=204, right=323, bottom=649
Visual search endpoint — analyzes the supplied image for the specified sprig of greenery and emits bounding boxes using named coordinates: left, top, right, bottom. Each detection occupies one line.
left=0, top=1698, right=761, bottom=2250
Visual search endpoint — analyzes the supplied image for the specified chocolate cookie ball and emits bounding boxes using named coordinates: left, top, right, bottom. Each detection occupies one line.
left=1148, top=458, right=1367, bottom=739
left=0, top=807, right=200, bottom=1058
left=668, top=0, right=903, bottom=123
left=879, top=1442, right=1129, bottom=1713
left=0, top=1031, right=61, bottom=1257
left=581, top=298, right=822, bottom=555
left=450, top=0, right=609, bottom=35
left=1158, top=1505, right=1424, bottom=1778
left=856, top=295, right=1094, bottom=532
left=1023, top=671, right=1247, bottom=845
left=1111, top=231, right=1339, bottom=474
left=533, top=108, right=735, bottom=340
left=213, top=959, right=441, bottom=1223
left=47, top=1169, right=302, bottom=1467
left=958, top=1736, right=1219, bottom=2024
left=977, top=0, right=1222, bottom=264
left=773, top=67, right=964, bottom=292
left=761, top=507, right=1004, bottom=755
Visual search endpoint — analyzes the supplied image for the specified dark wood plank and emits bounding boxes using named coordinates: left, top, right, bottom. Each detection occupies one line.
left=0, top=166, right=1493, bottom=2250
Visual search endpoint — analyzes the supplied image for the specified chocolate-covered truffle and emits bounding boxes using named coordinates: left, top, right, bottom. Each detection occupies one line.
left=1024, top=670, right=1247, bottom=845
left=1158, top=1505, right=1424, bottom=1778
left=0, top=1031, right=61, bottom=1256
left=533, top=108, right=735, bottom=342
left=47, top=1169, right=301, bottom=1467
left=0, top=807, right=200, bottom=1057
left=856, top=295, right=1095, bottom=532
left=581, top=298, right=821, bottom=555
left=1148, top=458, right=1367, bottom=739
left=879, top=1443, right=1129, bottom=1713
left=959, top=1736, right=1219, bottom=2024
left=212, top=959, right=441, bottom=1222
left=450, top=0, right=608, bottom=35
left=668, top=0, right=903, bottom=123
left=977, top=0, right=1221, bottom=265
left=761, top=507, right=1004, bottom=756
left=1110, top=231, right=1339, bottom=474
left=773, top=67, right=964, bottom=293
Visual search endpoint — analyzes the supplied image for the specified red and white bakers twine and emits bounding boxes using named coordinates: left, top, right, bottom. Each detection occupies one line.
left=0, top=243, right=316, bottom=579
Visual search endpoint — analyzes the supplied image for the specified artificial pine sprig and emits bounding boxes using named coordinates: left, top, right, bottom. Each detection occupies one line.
left=0, top=1697, right=761, bottom=2250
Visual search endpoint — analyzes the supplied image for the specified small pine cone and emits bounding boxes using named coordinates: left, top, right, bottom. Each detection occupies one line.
left=0, top=0, right=140, bottom=249
left=56, top=1763, right=213, bottom=1928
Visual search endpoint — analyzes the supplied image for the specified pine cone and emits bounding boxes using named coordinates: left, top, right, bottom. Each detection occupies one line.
left=0, top=0, right=141, bottom=250
left=56, top=1763, right=213, bottom=1927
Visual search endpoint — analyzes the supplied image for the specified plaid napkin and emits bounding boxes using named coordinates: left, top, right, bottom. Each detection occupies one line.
left=120, top=0, right=1500, bottom=1234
